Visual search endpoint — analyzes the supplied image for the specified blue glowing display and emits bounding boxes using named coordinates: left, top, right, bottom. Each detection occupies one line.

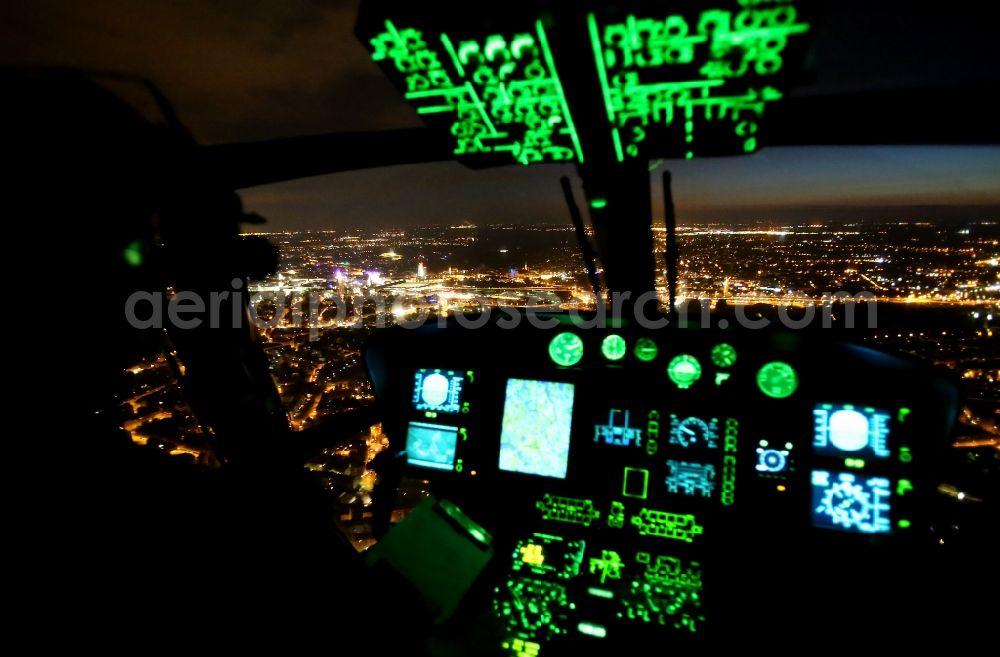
left=500, top=379, right=575, bottom=479
left=811, top=470, right=891, bottom=534
left=594, top=409, right=643, bottom=447
left=669, top=415, right=720, bottom=449
left=405, top=421, right=459, bottom=471
left=412, top=369, right=464, bottom=413
left=665, top=460, right=716, bottom=498
left=756, top=447, right=789, bottom=473
left=813, top=404, right=890, bottom=459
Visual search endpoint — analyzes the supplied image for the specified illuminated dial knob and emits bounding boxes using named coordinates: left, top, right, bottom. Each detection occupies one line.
left=601, top=334, right=627, bottom=361
left=711, top=343, right=737, bottom=368
left=633, top=337, right=658, bottom=362
left=667, top=354, right=702, bottom=389
left=756, top=361, right=798, bottom=398
left=549, top=332, right=584, bottom=367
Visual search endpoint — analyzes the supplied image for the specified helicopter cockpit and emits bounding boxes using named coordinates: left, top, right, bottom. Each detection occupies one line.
left=344, top=3, right=980, bottom=649
left=11, top=0, right=996, bottom=653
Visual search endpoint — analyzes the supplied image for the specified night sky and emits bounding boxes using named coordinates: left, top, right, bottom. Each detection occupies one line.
left=3, top=0, right=998, bottom=229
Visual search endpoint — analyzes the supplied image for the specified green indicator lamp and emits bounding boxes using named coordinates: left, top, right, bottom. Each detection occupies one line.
left=123, top=240, right=144, bottom=268
left=634, top=337, right=658, bottom=362
left=667, top=355, right=702, bottom=389
left=756, top=361, right=798, bottom=398
left=549, top=332, right=584, bottom=367
left=601, top=334, right=627, bottom=361
left=898, top=519, right=912, bottom=529
left=590, top=198, right=608, bottom=209
left=577, top=622, right=607, bottom=639
left=711, top=343, right=737, bottom=368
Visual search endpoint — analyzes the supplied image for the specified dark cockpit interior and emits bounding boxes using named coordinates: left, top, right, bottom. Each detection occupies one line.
left=8, top=0, right=997, bottom=652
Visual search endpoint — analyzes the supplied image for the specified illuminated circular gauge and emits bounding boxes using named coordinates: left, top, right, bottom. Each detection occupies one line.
left=549, top=332, right=584, bottom=367
left=756, top=361, right=798, bottom=399
left=829, top=409, right=869, bottom=452
left=420, top=372, right=451, bottom=407
left=711, top=343, right=737, bottom=368
left=757, top=448, right=788, bottom=473
left=601, top=334, right=627, bottom=361
left=667, top=354, right=702, bottom=389
left=675, top=417, right=710, bottom=448
left=634, top=337, right=658, bottom=362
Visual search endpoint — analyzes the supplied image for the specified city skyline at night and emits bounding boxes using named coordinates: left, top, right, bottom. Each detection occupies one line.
left=117, top=217, right=997, bottom=552
left=236, top=146, right=1000, bottom=230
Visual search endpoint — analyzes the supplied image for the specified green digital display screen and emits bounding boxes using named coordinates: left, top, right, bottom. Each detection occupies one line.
left=369, top=19, right=583, bottom=165
left=360, top=1, right=812, bottom=165
left=589, top=5, right=810, bottom=161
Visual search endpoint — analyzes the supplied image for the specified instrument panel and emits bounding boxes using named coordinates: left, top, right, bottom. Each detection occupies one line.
left=364, top=318, right=959, bottom=650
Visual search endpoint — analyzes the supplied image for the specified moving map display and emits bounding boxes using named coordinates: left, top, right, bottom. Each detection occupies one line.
left=499, top=378, right=575, bottom=478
